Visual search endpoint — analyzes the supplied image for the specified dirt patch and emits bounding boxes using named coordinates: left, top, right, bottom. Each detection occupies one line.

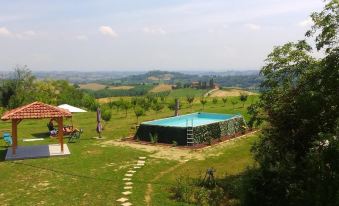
left=210, top=89, right=257, bottom=97
left=101, top=131, right=258, bottom=162
left=149, top=84, right=172, bottom=93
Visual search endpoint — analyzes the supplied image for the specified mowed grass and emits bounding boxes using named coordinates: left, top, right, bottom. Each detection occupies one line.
left=168, top=88, right=208, bottom=98
left=0, top=95, right=259, bottom=205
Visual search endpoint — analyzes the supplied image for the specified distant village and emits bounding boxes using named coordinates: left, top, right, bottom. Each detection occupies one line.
left=172, top=78, right=216, bottom=90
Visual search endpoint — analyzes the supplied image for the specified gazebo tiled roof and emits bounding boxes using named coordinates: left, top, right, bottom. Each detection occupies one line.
left=1, top=101, right=72, bottom=120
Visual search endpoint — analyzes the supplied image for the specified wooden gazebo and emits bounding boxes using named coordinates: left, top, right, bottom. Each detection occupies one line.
left=1, top=101, right=72, bottom=155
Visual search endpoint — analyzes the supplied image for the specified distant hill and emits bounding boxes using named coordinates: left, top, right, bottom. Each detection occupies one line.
left=115, top=70, right=262, bottom=89
left=23, top=70, right=262, bottom=89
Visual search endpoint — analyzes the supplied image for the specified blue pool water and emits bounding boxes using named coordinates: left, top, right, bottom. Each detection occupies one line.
left=142, top=112, right=238, bottom=127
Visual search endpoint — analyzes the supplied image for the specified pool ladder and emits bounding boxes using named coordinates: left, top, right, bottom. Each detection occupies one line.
left=186, top=119, right=194, bottom=146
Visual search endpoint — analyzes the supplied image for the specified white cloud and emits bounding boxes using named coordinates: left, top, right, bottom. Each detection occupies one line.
left=16, top=30, right=37, bottom=39
left=0, top=27, right=12, bottom=36
left=99, top=26, right=118, bottom=38
left=0, top=27, right=38, bottom=39
left=245, top=23, right=261, bottom=31
left=143, top=27, right=167, bottom=35
left=298, top=18, right=313, bottom=27
left=22, top=30, right=36, bottom=36
left=75, top=35, right=88, bottom=40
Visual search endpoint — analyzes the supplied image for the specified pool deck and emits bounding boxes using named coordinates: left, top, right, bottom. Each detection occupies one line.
left=5, top=144, right=70, bottom=160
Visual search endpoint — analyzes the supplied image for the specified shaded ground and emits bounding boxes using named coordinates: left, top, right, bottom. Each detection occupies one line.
left=101, top=131, right=258, bottom=162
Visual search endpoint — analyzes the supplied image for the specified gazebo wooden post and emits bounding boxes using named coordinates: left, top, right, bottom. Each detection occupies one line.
left=57, top=117, right=64, bottom=152
left=11, top=119, right=19, bottom=155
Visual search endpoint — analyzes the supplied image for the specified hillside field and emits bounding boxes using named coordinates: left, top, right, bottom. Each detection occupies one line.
left=149, top=84, right=173, bottom=93
left=79, top=83, right=134, bottom=91
left=209, top=88, right=258, bottom=97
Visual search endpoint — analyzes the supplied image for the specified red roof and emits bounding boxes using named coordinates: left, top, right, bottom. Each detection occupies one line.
left=1, top=102, right=72, bottom=120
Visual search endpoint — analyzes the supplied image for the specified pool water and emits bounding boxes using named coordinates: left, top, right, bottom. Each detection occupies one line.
left=142, top=112, right=238, bottom=127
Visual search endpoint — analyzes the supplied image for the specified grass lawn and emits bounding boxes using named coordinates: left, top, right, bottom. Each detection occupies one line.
left=168, top=88, right=208, bottom=98
left=0, top=96, right=259, bottom=205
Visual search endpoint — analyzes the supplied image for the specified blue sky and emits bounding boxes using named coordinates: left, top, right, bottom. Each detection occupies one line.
left=0, top=0, right=324, bottom=71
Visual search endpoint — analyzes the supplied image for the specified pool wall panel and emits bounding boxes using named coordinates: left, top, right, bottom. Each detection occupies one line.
left=135, top=125, right=187, bottom=145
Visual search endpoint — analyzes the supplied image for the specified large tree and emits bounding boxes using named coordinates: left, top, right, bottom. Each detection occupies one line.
left=244, top=1, right=339, bottom=205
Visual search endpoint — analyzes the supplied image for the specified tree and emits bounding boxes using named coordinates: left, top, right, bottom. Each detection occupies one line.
left=81, top=93, right=99, bottom=111
left=131, top=97, right=138, bottom=109
left=7, top=65, right=35, bottom=108
left=239, top=92, right=248, bottom=107
left=200, top=98, right=207, bottom=110
left=221, top=97, right=227, bottom=107
left=34, top=81, right=58, bottom=105
left=212, top=98, right=218, bottom=105
left=186, top=95, right=195, bottom=107
left=120, top=100, right=132, bottom=117
left=152, top=102, right=164, bottom=115
left=101, top=107, right=112, bottom=129
left=246, top=104, right=263, bottom=130
left=101, top=108, right=112, bottom=122
left=134, top=107, right=144, bottom=124
left=231, top=100, right=237, bottom=110
left=243, top=1, right=339, bottom=205
left=167, top=101, right=176, bottom=111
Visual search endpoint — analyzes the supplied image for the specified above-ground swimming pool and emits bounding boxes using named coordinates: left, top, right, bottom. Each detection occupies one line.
left=135, top=112, right=246, bottom=146
left=142, top=113, right=237, bottom=127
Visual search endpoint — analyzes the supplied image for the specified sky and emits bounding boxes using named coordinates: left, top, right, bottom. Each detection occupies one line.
left=0, top=0, right=324, bottom=71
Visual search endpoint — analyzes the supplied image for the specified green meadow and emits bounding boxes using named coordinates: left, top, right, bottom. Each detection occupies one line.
left=0, top=95, right=258, bottom=205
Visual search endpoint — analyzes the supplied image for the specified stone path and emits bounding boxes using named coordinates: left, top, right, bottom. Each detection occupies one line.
left=116, top=156, right=147, bottom=206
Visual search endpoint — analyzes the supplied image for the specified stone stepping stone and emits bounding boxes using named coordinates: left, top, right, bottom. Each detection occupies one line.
left=121, top=202, right=132, bottom=206
left=133, top=166, right=141, bottom=169
left=125, top=182, right=133, bottom=185
left=124, top=186, right=133, bottom=190
left=136, top=163, right=145, bottom=166
left=127, top=170, right=136, bottom=173
left=139, top=157, right=146, bottom=160
left=123, top=178, right=131, bottom=181
left=122, top=191, right=132, bottom=195
left=116, top=197, right=128, bottom=203
left=125, top=173, right=133, bottom=177
left=137, top=160, right=145, bottom=164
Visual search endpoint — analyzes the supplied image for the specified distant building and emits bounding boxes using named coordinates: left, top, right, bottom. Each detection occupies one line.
left=191, top=81, right=200, bottom=88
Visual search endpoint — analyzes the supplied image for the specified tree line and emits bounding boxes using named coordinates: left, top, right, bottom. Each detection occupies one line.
left=0, top=66, right=98, bottom=111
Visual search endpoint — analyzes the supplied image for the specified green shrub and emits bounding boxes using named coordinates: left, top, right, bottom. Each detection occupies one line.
left=149, top=133, right=158, bottom=144
left=0, top=107, right=5, bottom=116
left=101, top=108, right=112, bottom=122
left=134, top=107, right=144, bottom=124
left=206, top=137, right=212, bottom=145
left=172, top=140, right=178, bottom=147
left=212, top=98, right=218, bottom=104
left=169, top=176, right=227, bottom=206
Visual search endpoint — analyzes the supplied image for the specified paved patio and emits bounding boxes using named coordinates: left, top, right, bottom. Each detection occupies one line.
left=5, top=144, right=70, bottom=160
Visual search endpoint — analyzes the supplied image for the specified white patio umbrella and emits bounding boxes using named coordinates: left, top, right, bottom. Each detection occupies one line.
left=57, top=104, right=87, bottom=113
